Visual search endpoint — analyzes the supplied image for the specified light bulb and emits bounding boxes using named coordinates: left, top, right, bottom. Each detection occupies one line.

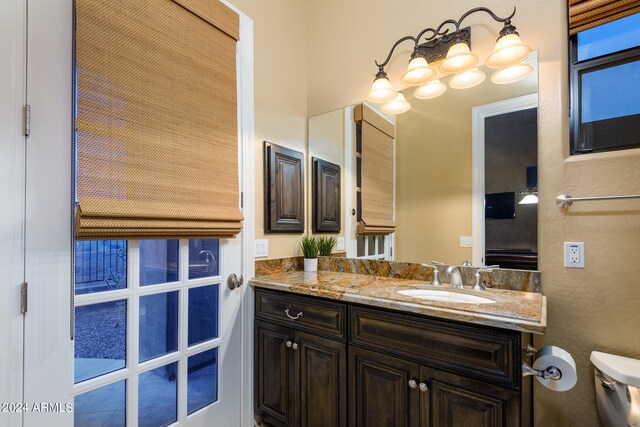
left=366, top=77, right=397, bottom=103
left=448, top=68, right=486, bottom=89
left=401, top=57, right=436, bottom=86
left=491, top=63, right=534, bottom=85
left=486, top=33, right=532, bottom=69
left=439, top=42, right=478, bottom=74
left=414, top=79, right=447, bottom=99
left=381, top=93, right=411, bottom=114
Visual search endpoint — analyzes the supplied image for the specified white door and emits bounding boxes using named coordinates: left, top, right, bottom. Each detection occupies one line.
left=23, top=0, right=251, bottom=426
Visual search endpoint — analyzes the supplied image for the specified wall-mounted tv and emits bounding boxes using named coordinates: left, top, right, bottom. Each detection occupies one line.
left=485, top=192, right=515, bottom=220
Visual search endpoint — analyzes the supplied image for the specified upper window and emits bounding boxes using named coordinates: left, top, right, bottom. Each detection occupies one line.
left=570, top=13, right=640, bottom=155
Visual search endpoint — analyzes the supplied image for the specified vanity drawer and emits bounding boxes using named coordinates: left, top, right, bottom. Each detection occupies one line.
left=255, top=289, right=346, bottom=340
left=349, top=306, right=519, bottom=388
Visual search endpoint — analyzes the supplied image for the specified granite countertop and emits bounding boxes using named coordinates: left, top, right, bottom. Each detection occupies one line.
left=250, top=271, right=547, bottom=334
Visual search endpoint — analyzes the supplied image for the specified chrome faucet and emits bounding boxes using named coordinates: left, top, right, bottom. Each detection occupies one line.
left=472, top=265, right=499, bottom=291
left=446, top=265, right=465, bottom=289
left=421, top=261, right=444, bottom=286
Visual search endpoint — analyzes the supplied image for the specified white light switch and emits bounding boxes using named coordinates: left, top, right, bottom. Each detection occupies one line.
left=255, top=239, right=268, bottom=258
left=460, top=236, right=473, bottom=248
left=336, top=237, right=345, bottom=251
left=564, top=242, right=585, bottom=268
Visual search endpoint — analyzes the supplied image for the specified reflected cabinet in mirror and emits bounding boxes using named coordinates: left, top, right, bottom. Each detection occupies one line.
left=307, top=52, right=539, bottom=270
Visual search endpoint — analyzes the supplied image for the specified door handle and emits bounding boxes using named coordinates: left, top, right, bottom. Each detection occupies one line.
left=408, top=379, right=418, bottom=389
left=419, top=382, right=429, bottom=392
left=227, top=273, right=243, bottom=290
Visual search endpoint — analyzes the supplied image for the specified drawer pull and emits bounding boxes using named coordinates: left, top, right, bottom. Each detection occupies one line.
left=285, top=308, right=303, bottom=320
left=408, top=379, right=418, bottom=389
left=419, top=382, right=429, bottom=392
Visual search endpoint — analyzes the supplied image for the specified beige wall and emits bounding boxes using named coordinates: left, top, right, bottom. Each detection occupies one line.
left=307, top=0, right=640, bottom=426
left=308, top=109, right=345, bottom=244
left=395, top=71, right=536, bottom=265
left=230, top=0, right=309, bottom=259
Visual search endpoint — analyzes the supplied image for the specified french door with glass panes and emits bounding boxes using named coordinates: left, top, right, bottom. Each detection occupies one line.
left=68, top=238, right=243, bottom=427
left=22, top=0, right=249, bottom=425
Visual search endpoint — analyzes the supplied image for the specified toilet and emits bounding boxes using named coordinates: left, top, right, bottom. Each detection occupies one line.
left=591, top=351, right=640, bottom=427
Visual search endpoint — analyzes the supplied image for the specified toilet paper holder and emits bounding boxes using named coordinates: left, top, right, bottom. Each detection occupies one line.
left=521, top=345, right=577, bottom=391
left=522, top=362, right=562, bottom=381
left=522, top=344, right=561, bottom=380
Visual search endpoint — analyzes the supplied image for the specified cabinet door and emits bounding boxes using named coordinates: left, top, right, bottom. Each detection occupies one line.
left=429, top=368, right=520, bottom=427
left=255, top=321, right=294, bottom=426
left=349, top=346, right=420, bottom=427
left=295, top=331, right=347, bottom=427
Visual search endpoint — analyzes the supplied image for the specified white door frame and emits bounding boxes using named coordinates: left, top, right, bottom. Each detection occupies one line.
left=471, top=93, right=538, bottom=266
left=228, top=4, right=256, bottom=427
left=0, top=0, right=27, bottom=425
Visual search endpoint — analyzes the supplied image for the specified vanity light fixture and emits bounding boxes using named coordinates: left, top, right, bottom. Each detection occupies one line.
left=491, top=62, right=534, bottom=85
left=414, top=79, right=447, bottom=99
left=381, top=92, right=411, bottom=115
left=439, top=39, right=478, bottom=74
left=366, top=6, right=532, bottom=113
left=449, top=68, right=486, bottom=89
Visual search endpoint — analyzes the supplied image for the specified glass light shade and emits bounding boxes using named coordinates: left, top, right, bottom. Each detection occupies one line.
left=519, top=194, right=539, bottom=205
left=491, top=63, right=534, bottom=85
left=439, top=42, right=478, bottom=74
left=381, top=93, right=411, bottom=114
left=414, top=79, right=447, bottom=99
left=448, top=68, right=486, bottom=89
left=366, top=77, right=397, bottom=103
left=401, top=57, right=436, bottom=86
left=485, top=34, right=532, bottom=69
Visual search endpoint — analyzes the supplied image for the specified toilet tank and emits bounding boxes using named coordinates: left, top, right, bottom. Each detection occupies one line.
left=591, top=351, right=640, bottom=427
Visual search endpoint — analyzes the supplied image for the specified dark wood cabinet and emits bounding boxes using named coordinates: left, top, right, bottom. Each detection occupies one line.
left=255, top=291, right=347, bottom=427
left=428, top=366, right=520, bottom=427
left=254, top=289, right=531, bottom=427
left=349, top=346, right=420, bottom=427
left=256, top=321, right=295, bottom=426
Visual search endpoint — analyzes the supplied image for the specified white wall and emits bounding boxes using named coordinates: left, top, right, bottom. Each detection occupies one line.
left=0, top=0, right=26, bottom=425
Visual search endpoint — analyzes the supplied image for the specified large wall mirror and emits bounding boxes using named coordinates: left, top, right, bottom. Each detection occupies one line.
left=307, top=51, right=539, bottom=270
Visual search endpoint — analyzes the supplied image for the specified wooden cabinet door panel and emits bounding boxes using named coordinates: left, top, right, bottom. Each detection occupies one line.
left=429, top=368, right=520, bottom=427
left=296, top=331, right=347, bottom=427
left=255, top=321, right=294, bottom=426
left=349, top=346, right=420, bottom=427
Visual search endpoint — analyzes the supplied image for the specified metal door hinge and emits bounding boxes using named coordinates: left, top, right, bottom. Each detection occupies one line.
left=21, top=282, right=28, bottom=314
left=241, top=192, right=244, bottom=208
left=23, top=105, right=31, bottom=137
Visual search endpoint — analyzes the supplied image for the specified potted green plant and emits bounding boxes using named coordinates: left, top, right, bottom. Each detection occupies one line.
left=317, top=236, right=337, bottom=257
left=300, top=236, right=319, bottom=272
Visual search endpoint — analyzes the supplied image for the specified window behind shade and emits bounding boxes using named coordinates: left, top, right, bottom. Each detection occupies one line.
left=570, top=13, right=640, bottom=154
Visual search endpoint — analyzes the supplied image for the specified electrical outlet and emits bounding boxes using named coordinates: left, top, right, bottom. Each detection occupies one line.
left=255, top=239, right=268, bottom=258
left=564, top=242, right=585, bottom=268
left=336, top=237, right=345, bottom=251
left=460, top=236, right=473, bottom=248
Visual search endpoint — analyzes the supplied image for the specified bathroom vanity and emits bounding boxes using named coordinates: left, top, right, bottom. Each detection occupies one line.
left=251, top=270, right=546, bottom=427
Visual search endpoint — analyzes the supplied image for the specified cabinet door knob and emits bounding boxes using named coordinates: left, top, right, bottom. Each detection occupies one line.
left=408, top=379, right=418, bottom=389
left=419, top=382, right=428, bottom=392
left=292, top=343, right=299, bottom=350
left=286, top=341, right=293, bottom=348
left=285, top=308, right=303, bottom=320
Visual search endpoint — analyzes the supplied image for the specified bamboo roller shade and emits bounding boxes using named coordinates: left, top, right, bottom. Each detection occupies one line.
left=355, top=105, right=396, bottom=236
left=75, top=0, right=243, bottom=239
left=569, top=0, right=640, bottom=34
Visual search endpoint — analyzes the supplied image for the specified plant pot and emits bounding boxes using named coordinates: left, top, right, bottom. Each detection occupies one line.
left=304, top=258, right=318, bottom=272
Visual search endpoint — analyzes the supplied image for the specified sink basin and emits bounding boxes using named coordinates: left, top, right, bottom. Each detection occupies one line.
left=397, top=289, right=496, bottom=304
